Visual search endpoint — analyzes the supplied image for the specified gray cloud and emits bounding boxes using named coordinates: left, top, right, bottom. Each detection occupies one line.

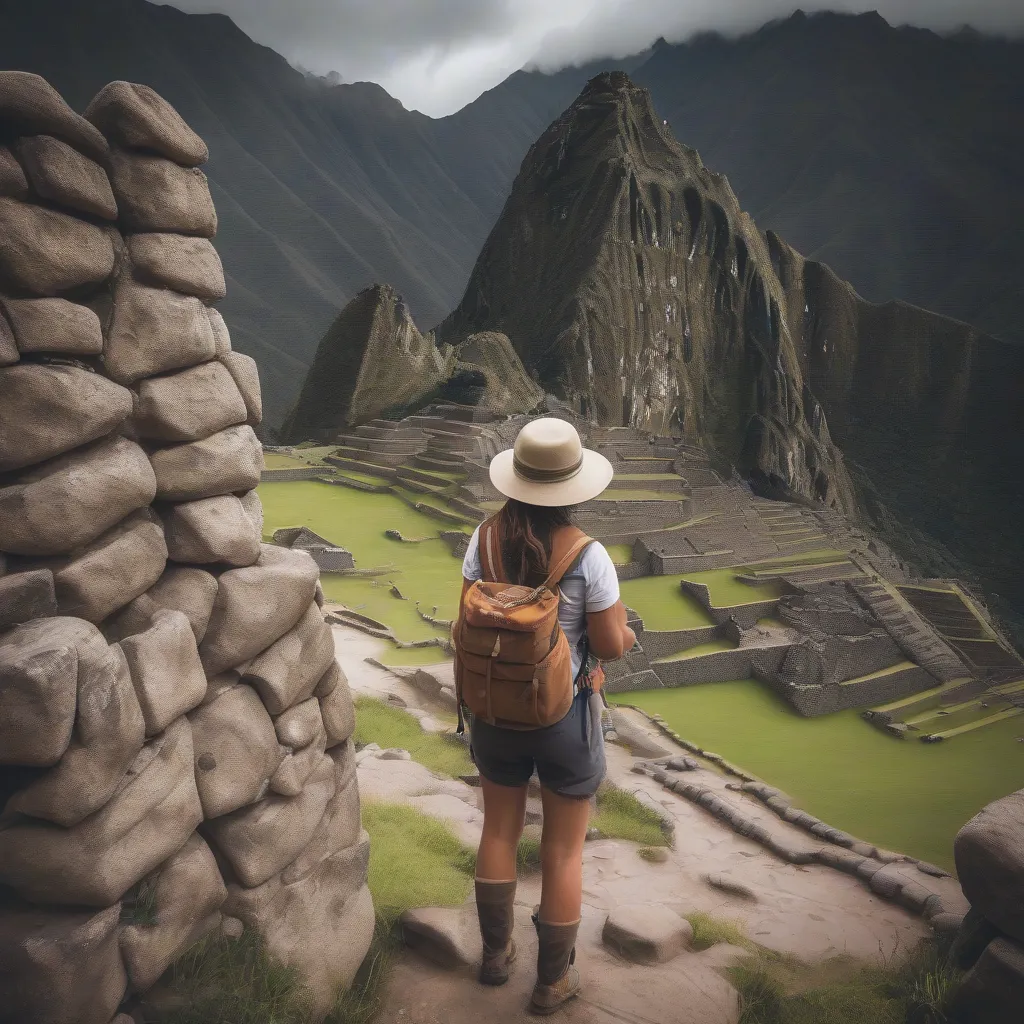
left=171, top=1, right=1024, bottom=115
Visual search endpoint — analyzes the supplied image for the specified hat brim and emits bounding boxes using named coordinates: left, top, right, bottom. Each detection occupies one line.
left=488, top=448, right=614, bottom=507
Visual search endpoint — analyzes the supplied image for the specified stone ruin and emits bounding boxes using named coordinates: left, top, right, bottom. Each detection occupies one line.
left=0, top=73, right=371, bottom=1022
left=950, top=788, right=1024, bottom=1023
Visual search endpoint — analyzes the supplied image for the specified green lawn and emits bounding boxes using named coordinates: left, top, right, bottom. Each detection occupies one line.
left=620, top=575, right=716, bottom=630
left=682, top=567, right=787, bottom=607
left=263, top=453, right=309, bottom=469
left=606, top=543, right=635, bottom=565
left=258, top=481, right=463, bottom=647
left=653, top=637, right=737, bottom=663
left=611, top=680, right=1024, bottom=872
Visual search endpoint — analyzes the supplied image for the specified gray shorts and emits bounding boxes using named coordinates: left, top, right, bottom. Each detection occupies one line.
left=469, top=690, right=606, bottom=798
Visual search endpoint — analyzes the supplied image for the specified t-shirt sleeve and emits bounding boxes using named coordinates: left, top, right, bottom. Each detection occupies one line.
left=581, top=541, right=620, bottom=613
left=462, top=526, right=483, bottom=582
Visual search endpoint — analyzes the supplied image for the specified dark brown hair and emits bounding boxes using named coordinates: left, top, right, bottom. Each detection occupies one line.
left=497, top=498, right=574, bottom=587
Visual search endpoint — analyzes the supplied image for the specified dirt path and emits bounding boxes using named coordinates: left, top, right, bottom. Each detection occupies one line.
left=334, top=624, right=960, bottom=1022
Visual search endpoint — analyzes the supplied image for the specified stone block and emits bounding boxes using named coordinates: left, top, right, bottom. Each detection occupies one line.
left=50, top=508, right=167, bottom=623
left=208, top=307, right=231, bottom=355
left=86, top=80, right=208, bottom=166
left=319, top=665, right=356, bottom=748
left=199, top=544, right=319, bottom=675
left=224, top=834, right=373, bottom=1017
left=950, top=937, right=1024, bottom=1024
left=0, top=303, right=17, bottom=366
left=106, top=566, right=219, bottom=645
left=127, top=232, right=225, bottom=302
left=275, top=697, right=325, bottom=750
left=270, top=723, right=328, bottom=798
left=204, top=752, right=336, bottom=888
left=0, top=903, right=126, bottom=1024
left=15, top=134, right=117, bottom=219
left=119, top=833, right=227, bottom=993
left=188, top=683, right=284, bottom=820
left=244, top=601, right=334, bottom=715
left=602, top=904, right=692, bottom=964
left=220, top=351, right=262, bottom=427
left=280, top=742, right=360, bottom=884
left=0, top=196, right=115, bottom=295
left=133, top=359, right=247, bottom=443
left=0, top=71, right=109, bottom=161
left=5, top=619, right=145, bottom=827
left=0, top=568, right=57, bottom=631
left=151, top=424, right=263, bottom=502
left=240, top=488, right=263, bottom=536
left=0, top=363, right=132, bottom=473
left=105, top=276, right=216, bottom=385
left=400, top=905, right=479, bottom=968
left=162, top=494, right=261, bottom=568
left=0, top=435, right=156, bottom=557
left=0, top=144, right=28, bottom=199
left=108, top=148, right=217, bottom=236
left=0, top=296, right=103, bottom=356
left=0, top=717, right=202, bottom=906
left=120, top=609, right=207, bottom=736
left=955, top=789, right=1024, bottom=944
left=0, top=609, right=78, bottom=766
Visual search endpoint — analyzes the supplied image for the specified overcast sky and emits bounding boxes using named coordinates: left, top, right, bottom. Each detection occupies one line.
left=171, top=1, right=1024, bottom=116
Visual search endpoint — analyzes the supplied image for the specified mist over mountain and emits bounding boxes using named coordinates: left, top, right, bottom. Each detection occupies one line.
left=1, top=3, right=1020, bottom=441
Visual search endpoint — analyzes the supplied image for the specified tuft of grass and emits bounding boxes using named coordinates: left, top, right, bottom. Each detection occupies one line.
left=592, top=783, right=670, bottom=848
left=354, top=696, right=472, bottom=779
left=120, top=876, right=160, bottom=927
left=686, top=911, right=754, bottom=952
left=362, top=801, right=475, bottom=923
left=154, top=931, right=310, bottom=1024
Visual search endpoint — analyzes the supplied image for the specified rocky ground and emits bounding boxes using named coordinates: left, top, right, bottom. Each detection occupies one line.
left=334, top=624, right=968, bottom=1023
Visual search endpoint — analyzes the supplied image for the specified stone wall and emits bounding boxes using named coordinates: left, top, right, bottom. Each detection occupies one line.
left=0, top=73, right=371, bottom=1022
left=950, top=790, right=1024, bottom=1024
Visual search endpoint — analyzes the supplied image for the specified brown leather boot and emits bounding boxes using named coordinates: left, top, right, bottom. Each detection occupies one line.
left=475, top=879, right=517, bottom=986
left=529, top=915, right=581, bottom=1015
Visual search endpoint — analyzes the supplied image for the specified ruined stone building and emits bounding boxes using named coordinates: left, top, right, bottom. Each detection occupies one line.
left=0, top=73, right=371, bottom=1023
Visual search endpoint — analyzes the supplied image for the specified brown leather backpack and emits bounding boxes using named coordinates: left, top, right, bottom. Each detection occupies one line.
left=454, top=517, right=594, bottom=732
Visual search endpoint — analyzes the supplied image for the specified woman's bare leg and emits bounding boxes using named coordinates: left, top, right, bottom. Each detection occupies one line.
left=538, top=788, right=591, bottom=923
left=477, top=776, right=528, bottom=881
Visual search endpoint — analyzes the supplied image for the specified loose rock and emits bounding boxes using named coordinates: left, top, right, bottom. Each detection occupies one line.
left=400, top=905, right=480, bottom=968
left=150, top=424, right=263, bottom=502
left=0, top=435, right=156, bottom=557
left=275, top=698, right=325, bottom=750
left=0, top=568, right=57, bottom=631
left=602, top=904, right=693, bottom=964
left=950, top=937, right=1024, bottom=1024
left=955, top=789, right=1024, bottom=944
left=0, top=144, right=29, bottom=199
left=208, top=307, right=231, bottom=355
left=319, top=664, right=356, bottom=747
left=0, top=362, right=132, bottom=473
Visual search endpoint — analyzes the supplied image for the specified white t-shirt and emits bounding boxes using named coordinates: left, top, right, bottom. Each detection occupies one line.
left=461, top=526, right=620, bottom=679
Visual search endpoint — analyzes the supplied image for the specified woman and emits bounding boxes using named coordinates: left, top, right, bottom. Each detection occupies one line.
left=458, top=417, right=637, bottom=1015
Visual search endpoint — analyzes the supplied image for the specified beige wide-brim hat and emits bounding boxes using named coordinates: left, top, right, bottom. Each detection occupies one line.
left=489, top=418, right=614, bottom=507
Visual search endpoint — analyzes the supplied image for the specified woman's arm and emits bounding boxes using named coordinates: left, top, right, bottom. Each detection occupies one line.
left=585, top=600, right=636, bottom=661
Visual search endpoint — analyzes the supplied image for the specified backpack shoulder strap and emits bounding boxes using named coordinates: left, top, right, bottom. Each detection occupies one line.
left=543, top=528, right=595, bottom=589
left=478, top=516, right=507, bottom=584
